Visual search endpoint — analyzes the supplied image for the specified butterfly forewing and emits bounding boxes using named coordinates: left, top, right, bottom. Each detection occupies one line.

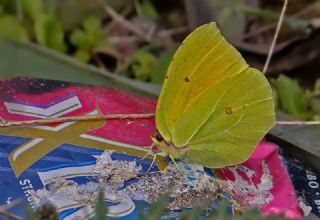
left=156, top=23, right=248, bottom=142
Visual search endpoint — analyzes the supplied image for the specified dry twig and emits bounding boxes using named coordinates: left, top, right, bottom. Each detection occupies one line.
left=277, top=121, right=320, bottom=125
left=0, top=113, right=155, bottom=128
left=263, top=0, right=288, bottom=74
left=0, top=209, right=23, bottom=220
left=105, top=6, right=154, bottom=43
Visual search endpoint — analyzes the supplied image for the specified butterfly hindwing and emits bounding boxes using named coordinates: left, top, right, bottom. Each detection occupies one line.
left=177, top=68, right=275, bottom=167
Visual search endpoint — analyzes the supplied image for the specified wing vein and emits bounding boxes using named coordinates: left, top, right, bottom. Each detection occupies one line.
left=184, top=73, right=244, bottom=145
left=186, top=31, right=221, bottom=79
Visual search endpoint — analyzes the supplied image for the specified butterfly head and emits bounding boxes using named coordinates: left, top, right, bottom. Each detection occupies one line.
left=151, top=131, right=184, bottom=159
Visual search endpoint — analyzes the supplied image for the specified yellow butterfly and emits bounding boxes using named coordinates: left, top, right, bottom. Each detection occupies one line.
left=151, top=22, right=275, bottom=168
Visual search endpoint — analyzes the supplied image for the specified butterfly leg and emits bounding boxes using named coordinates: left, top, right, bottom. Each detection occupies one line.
left=168, top=154, right=184, bottom=174
left=141, top=143, right=156, bottom=160
left=146, top=152, right=158, bottom=173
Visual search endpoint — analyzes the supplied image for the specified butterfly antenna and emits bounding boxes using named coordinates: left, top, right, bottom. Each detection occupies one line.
left=168, top=155, right=184, bottom=174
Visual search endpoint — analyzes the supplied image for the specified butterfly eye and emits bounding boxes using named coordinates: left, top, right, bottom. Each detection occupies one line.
left=154, top=133, right=164, bottom=142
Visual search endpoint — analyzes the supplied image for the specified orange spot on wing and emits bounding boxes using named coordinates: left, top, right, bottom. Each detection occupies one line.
left=225, top=107, right=232, bottom=115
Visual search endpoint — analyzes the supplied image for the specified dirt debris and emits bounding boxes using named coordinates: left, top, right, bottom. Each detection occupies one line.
left=166, top=175, right=226, bottom=210
left=30, top=150, right=273, bottom=214
left=31, top=180, right=101, bottom=207
left=93, top=151, right=141, bottom=186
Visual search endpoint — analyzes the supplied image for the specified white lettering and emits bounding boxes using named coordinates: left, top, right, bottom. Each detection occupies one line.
left=19, top=179, right=35, bottom=209
left=309, top=181, right=319, bottom=189
left=314, top=200, right=320, bottom=206
left=307, top=174, right=317, bottom=181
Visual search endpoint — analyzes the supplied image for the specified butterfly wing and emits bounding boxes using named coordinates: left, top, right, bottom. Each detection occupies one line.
left=156, top=22, right=248, bottom=141
left=156, top=23, right=275, bottom=167
left=175, top=67, right=275, bottom=167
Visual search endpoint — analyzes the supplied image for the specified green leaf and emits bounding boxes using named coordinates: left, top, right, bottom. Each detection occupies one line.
left=132, top=49, right=156, bottom=81
left=181, top=206, right=202, bottom=220
left=23, top=205, right=39, bottom=220
left=275, top=74, right=312, bottom=120
left=70, top=16, right=108, bottom=61
left=35, top=203, right=58, bottom=220
left=305, top=79, right=320, bottom=116
left=140, top=196, right=168, bottom=220
left=83, top=16, right=106, bottom=48
left=55, top=0, right=127, bottom=31
left=0, top=38, right=160, bottom=97
left=95, top=190, right=107, bottom=220
left=314, top=79, right=320, bottom=92
left=70, top=29, right=88, bottom=49
left=151, top=50, right=175, bottom=84
left=34, top=14, right=66, bottom=52
left=46, top=0, right=58, bottom=16
left=141, top=0, right=159, bottom=19
left=20, top=0, right=44, bottom=21
left=83, top=16, right=102, bottom=37
left=74, top=49, right=90, bottom=61
left=0, top=0, right=17, bottom=14
left=203, top=201, right=232, bottom=220
left=0, top=15, right=29, bottom=43
left=236, top=208, right=260, bottom=220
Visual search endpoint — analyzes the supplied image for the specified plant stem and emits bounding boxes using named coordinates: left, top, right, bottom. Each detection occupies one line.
left=14, top=0, right=23, bottom=21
